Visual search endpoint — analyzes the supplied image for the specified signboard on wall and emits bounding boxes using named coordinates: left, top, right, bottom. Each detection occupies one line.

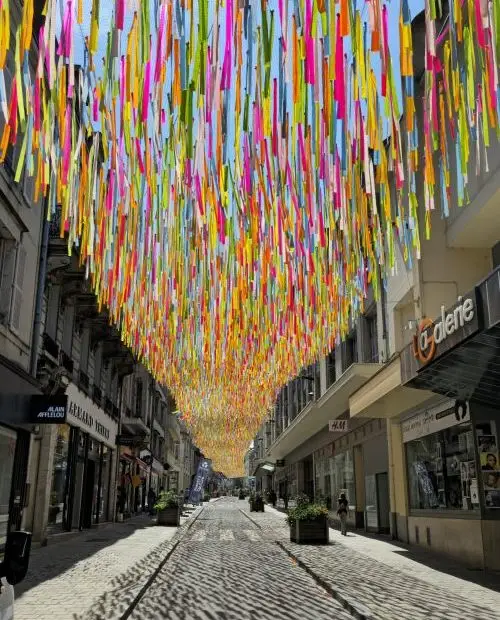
left=329, top=419, right=349, bottom=433
left=65, top=382, right=117, bottom=446
left=402, top=401, right=470, bottom=443
left=30, top=395, right=67, bottom=423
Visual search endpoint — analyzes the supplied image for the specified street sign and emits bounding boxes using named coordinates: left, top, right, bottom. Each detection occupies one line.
left=328, top=419, right=348, bottom=432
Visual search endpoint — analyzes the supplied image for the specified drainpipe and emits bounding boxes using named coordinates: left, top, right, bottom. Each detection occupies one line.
left=380, top=275, right=390, bottom=363
left=30, top=196, right=50, bottom=377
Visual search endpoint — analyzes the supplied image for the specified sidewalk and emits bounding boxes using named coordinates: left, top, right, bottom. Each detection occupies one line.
left=15, top=511, right=199, bottom=620
left=245, top=505, right=500, bottom=620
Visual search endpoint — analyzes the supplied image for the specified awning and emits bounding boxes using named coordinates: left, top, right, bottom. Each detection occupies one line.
left=349, top=356, right=435, bottom=419
left=401, top=267, right=500, bottom=408
left=0, top=354, right=42, bottom=426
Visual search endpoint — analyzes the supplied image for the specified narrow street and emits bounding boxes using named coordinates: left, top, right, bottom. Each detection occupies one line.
left=16, top=498, right=500, bottom=620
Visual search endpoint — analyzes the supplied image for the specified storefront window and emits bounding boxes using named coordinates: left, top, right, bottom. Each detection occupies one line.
left=406, top=422, right=476, bottom=510
left=0, top=426, right=16, bottom=551
left=330, top=451, right=356, bottom=508
left=476, top=420, right=500, bottom=509
left=48, top=425, right=70, bottom=532
left=99, top=446, right=112, bottom=521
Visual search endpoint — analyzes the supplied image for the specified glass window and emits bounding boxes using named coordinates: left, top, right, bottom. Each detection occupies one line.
left=476, top=420, right=500, bottom=509
left=48, top=425, right=70, bottom=532
left=328, top=450, right=356, bottom=509
left=98, top=446, right=112, bottom=522
left=406, top=422, right=476, bottom=510
left=0, top=427, right=16, bottom=552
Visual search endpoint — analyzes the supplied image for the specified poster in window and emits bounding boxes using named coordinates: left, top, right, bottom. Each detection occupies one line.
left=480, top=452, right=500, bottom=471
left=470, top=479, right=479, bottom=504
left=484, top=491, right=500, bottom=508
left=478, top=435, right=498, bottom=453
left=483, top=471, right=500, bottom=491
left=460, top=460, right=476, bottom=482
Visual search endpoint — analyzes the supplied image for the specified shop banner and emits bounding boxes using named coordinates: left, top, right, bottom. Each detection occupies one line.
left=188, top=459, right=211, bottom=503
left=402, top=401, right=470, bottom=443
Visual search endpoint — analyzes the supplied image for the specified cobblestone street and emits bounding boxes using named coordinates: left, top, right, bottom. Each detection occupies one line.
left=13, top=498, right=500, bottom=620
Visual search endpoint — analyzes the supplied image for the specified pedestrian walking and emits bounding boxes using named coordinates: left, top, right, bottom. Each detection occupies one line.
left=268, top=489, right=277, bottom=508
left=148, top=487, right=156, bottom=516
left=337, top=493, right=349, bottom=536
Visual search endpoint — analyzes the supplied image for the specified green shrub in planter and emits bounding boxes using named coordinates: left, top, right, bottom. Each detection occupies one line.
left=154, top=491, right=180, bottom=526
left=286, top=495, right=329, bottom=544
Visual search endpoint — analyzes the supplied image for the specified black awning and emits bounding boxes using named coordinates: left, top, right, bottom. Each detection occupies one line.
left=403, top=325, right=500, bottom=407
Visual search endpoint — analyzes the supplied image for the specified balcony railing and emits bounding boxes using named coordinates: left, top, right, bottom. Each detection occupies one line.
left=43, top=333, right=59, bottom=359
left=79, top=371, right=89, bottom=392
left=60, top=351, right=74, bottom=375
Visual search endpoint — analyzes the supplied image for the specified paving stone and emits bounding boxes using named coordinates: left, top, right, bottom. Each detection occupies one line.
left=129, top=499, right=353, bottom=620
left=247, top=505, right=500, bottom=620
left=14, top=513, right=194, bottom=620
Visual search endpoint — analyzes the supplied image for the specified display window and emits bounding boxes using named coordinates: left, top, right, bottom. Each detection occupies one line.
left=314, top=448, right=356, bottom=510
left=476, top=420, right=500, bottom=509
left=406, top=421, right=477, bottom=511
left=48, top=425, right=71, bottom=532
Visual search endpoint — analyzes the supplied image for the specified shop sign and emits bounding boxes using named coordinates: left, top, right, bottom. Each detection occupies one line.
left=117, top=435, right=135, bottom=446
left=329, top=419, right=349, bottom=432
left=412, top=297, right=476, bottom=365
left=66, top=383, right=117, bottom=446
left=30, top=395, right=67, bottom=423
left=402, top=401, right=470, bottom=443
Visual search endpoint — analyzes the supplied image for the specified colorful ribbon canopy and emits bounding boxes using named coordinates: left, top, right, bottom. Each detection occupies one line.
left=0, top=0, right=498, bottom=476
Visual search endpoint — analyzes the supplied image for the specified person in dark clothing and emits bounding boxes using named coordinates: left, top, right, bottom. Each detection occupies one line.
left=268, top=489, right=277, bottom=507
left=148, top=487, right=156, bottom=515
left=337, top=493, right=349, bottom=536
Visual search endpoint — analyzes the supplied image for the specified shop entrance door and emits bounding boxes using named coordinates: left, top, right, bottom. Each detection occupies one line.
left=376, top=472, right=390, bottom=533
left=81, top=459, right=96, bottom=529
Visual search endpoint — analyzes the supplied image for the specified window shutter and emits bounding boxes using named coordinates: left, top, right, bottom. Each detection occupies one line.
left=0, top=239, right=17, bottom=324
left=10, top=245, right=26, bottom=331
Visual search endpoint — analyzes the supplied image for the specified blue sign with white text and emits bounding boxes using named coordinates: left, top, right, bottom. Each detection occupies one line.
left=188, top=459, right=211, bottom=504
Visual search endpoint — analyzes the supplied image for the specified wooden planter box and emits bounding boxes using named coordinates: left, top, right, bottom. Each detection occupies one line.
left=290, top=517, right=329, bottom=544
left=157, top=507, right=180, bottom=526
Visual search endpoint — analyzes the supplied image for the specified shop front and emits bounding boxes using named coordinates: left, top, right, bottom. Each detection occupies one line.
left=0, top=356, right=63, bottom=549
left=313, top=418, right=389, bottom=532
left=275, top=462, right=297, bottom=509
left=47, top=382, right=117, bottom=533
left=399, top=266, right=500, bottom=569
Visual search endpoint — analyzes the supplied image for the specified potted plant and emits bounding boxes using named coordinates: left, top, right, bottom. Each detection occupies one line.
left=154, top=490, right=180, bottom=526
left=286, top=494, right=329, bottom=544
left=203, top=492, right=210, bottom=503
left=238, top=489, right=245, bottom=500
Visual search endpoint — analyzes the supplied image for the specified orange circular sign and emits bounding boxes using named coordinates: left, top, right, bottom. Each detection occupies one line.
left=412, top=317, right=437, bottom=365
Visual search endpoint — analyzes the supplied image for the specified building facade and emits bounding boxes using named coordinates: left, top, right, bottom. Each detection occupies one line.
left=0, top=0, right=47, bottom=553
left=259, top=6, right=500, bottom=570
